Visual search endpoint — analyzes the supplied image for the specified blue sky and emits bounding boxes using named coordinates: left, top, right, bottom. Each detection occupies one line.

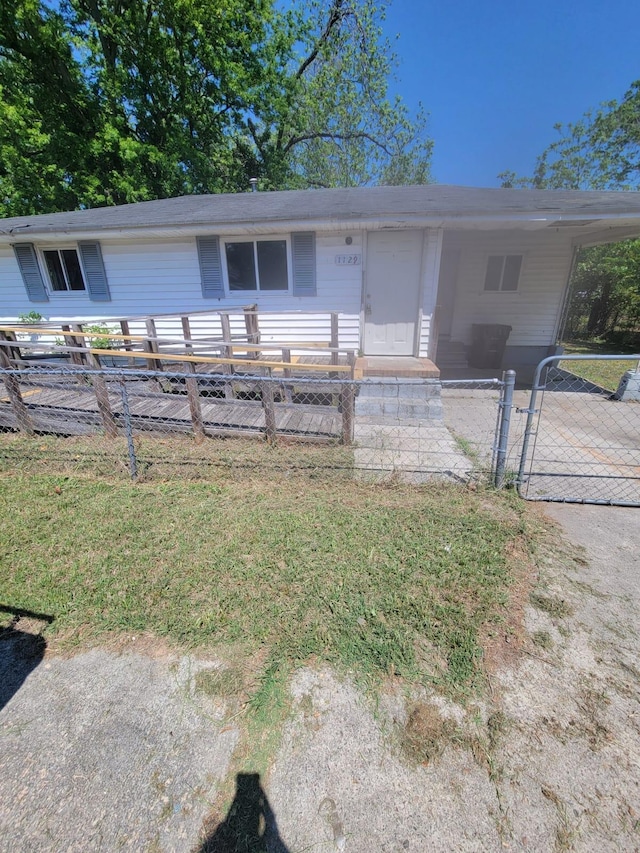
left=381, top=0, right=640, bottom=187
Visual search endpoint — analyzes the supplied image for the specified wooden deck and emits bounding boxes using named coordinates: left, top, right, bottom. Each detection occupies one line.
left=0, top=376, right=342, bottom=440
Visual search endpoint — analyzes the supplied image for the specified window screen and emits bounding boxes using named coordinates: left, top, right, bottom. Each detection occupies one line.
left=483, top=256, right=504, bottom=291
left=62, top=249, right=86, bottom=290
left=226, top=242, right=257, bottom=291
left=502, top=255, right=522, bottom=291
left=43, top=249, right=87, bottom=292
left=257, top=240, right=288, bottom=291
left=483, top=254, right=522, bottom=292
left=44, top=251, right=67, bottom=291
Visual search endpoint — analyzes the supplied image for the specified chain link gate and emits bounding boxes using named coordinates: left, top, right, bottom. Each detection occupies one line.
left=517, top=354, right=640, bottom=506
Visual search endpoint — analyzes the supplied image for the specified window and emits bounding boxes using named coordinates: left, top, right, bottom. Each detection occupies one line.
left=225, top=239, right=288, bottom=292
left=483, top=254, right=522, bottom=292
left=43, top=249, right=86, bottom=292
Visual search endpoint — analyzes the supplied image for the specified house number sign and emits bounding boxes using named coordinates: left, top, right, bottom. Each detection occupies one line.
left=335, top=254, right=361, bottom=265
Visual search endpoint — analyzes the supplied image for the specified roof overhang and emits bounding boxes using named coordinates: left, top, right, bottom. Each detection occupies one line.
left=1, top=212, right=640, bottom=245
left=1, top=184, right=640, bottom=243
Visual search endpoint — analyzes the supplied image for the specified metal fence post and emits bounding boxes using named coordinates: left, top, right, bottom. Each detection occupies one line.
left=119, top=380, right=138, bottom=480
left=516, top=357, right=550, bottom=495
left=494, top=369, right=516, bottom=488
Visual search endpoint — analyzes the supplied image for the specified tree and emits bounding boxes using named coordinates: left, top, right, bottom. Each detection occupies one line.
left=565, top=241, right=640, bottom=341
left=499, top=82, right=640, bottom=345
left=0, top=0, right=431, bottom=216
left=262, top=0, right=432, bottom=188
left=498, top=80, right=640, bottom=191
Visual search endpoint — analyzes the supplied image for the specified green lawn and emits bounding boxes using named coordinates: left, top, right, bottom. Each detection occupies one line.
left=560, top=340, right=640, bottom=392
left=0, top=443, right=533, bottom=697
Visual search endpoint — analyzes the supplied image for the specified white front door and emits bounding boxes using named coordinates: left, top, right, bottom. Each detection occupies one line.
left=364, top=230, right=423, bottom=356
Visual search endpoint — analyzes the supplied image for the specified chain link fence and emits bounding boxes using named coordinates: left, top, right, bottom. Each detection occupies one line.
left=517, top=354, right=640, bottom=506
left=5, top=357, right=637, bottom=503
left=0, top=364, right=512, bottom=485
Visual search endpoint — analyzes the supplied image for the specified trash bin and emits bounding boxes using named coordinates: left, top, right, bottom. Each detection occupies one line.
left=469, top=324, right=512, bottom=369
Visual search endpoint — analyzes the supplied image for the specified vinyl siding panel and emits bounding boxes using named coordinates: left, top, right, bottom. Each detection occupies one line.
left=1, top=234, right=363, bottom=350
left=444, top=230, right=574, bottom=347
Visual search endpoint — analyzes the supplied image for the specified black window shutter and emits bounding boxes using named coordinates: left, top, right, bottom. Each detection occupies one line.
left=13, top=243, right=49, bottom=303
left=197, top=236, right=225, bottom=298
left=78, top=242, right=111, bottom=302
left=292, top=232, right=316, bottom=296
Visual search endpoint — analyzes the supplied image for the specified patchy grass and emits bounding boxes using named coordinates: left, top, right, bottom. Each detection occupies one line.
left=401, top=702, right=458, bottom=764
left=0, top=447, right=532, bottom=696
left=561, top=341, right=640, bottom=392
left=0, top=433, right=355, bottom=484
left=195, top=666, right=247, bottom=701
left=532, top=630, right=554, bottom=650
left=530, top=592, right=574, bottom=620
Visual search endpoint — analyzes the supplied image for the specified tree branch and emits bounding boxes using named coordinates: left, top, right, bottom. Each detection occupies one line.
left=295, top=0, right=348, bottom=79
left=284, top=130, right=391, bottom=156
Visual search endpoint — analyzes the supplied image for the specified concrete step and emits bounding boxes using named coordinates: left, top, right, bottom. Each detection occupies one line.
left=357, top=380, right=442, bottom=400
left=355, top=381, right=444, bottom=421
left=436, top=339, right=469, bottom=370
left=355, top=398, right=444, bottom=420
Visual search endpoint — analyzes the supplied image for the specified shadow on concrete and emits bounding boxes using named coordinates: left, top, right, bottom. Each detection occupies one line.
left=0, top=606, right=54, bottom=712
left=197, top=772, right=290, bottom=853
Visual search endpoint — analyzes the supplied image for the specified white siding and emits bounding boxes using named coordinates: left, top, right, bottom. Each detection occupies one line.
left=1, top=225, right=575, bottom=356
left=444, top=230, right=574, bottom=346
left=418, top=228, right=443, bottom=358
left=0, top=232, right=363, bottom=350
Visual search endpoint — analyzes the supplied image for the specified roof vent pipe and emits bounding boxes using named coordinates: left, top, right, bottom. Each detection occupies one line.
left=249, top=177, right=258, bottom=193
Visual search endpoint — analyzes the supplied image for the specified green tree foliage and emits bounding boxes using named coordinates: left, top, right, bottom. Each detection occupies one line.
left=564, top=240, right=640, bottom=342
left=0, top=0, right=431, bottom=215
left=498, top=81, right=640, bottom=345
left=498, top=80, right=640, bottom=191
left=272, top=0, right=432, bottom=188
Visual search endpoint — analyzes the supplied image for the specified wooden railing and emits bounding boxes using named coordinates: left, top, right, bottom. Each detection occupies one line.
left=0, top=307, right=356, bottom=377
left=0, top=308, right=359, bottom=444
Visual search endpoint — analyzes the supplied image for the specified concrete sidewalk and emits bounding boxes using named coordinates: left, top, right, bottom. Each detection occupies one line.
left=0, top=643, right=238, bottom=852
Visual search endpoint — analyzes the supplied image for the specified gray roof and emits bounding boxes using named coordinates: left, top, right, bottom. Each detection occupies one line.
left=2, top=184, right=640, bottom=236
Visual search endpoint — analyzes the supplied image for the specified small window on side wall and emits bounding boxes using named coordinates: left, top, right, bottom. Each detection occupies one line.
left=484, top=254, right=522, bottom=292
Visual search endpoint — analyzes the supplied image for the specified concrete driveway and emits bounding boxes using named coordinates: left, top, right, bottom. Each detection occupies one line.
left=442, top=382, right=640, bottom=504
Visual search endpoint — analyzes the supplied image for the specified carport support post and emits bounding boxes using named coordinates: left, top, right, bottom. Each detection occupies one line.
left=494, top=369, right=516, bottom=488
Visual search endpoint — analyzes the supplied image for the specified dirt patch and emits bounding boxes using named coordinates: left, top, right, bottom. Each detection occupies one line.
left=480, top=531, right=539, bottom=685
left=41, top=627, right=180, bottom=660
left=401, top=701, right=458, bottom=765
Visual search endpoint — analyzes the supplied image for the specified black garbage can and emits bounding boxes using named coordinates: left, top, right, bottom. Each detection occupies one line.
left=469, top=324, right=512, bottom=369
